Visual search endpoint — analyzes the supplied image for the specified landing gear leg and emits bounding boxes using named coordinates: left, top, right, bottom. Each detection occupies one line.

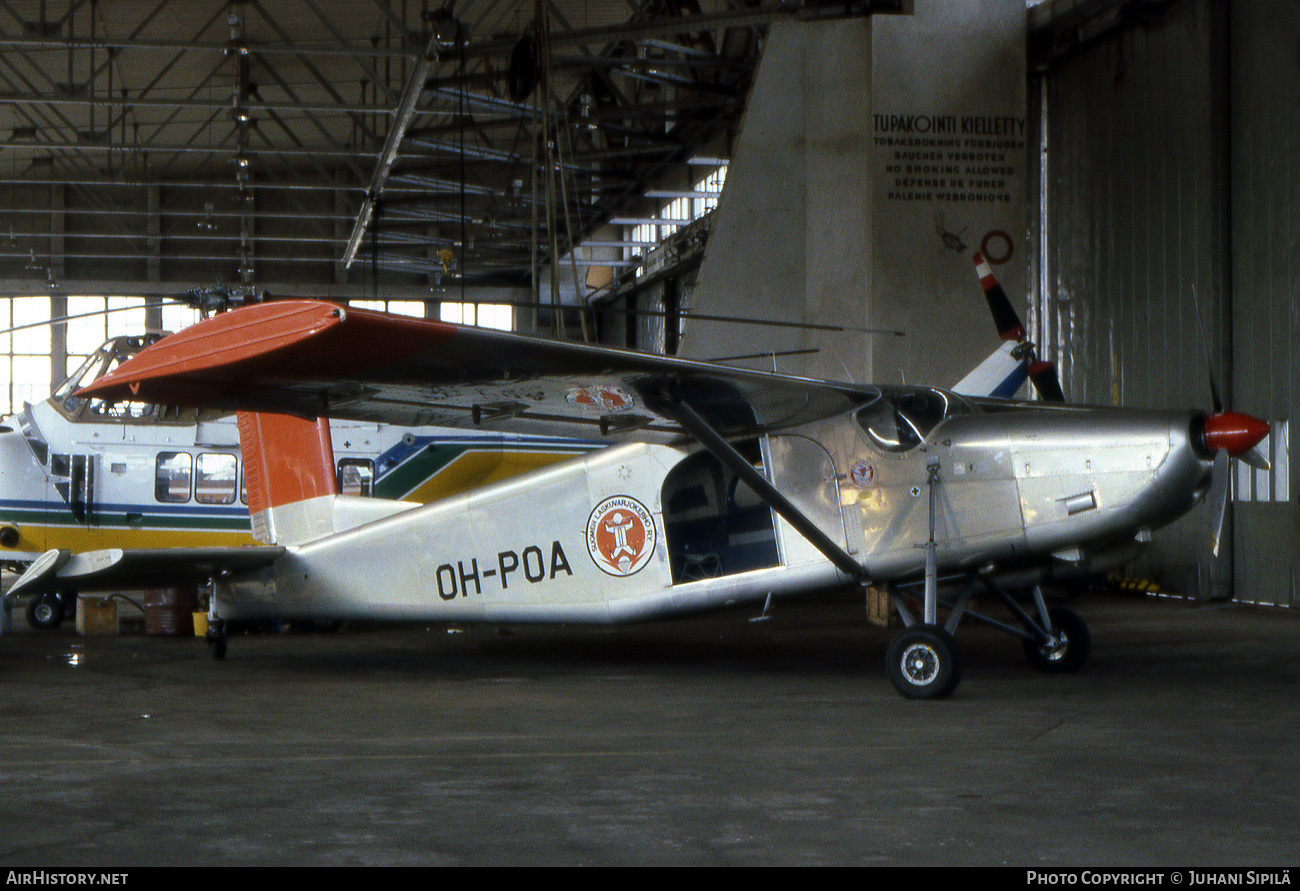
left=988, top=582, right=1092, bottom=673
left=884, top=457, right=967, bottom=700
left=200, top=577, right=227, bottom=660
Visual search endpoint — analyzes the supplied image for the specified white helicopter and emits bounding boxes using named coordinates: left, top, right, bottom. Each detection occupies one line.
left=8, top=253, right=1269, bottom=699
left=0, top=332, right=599, bottom=630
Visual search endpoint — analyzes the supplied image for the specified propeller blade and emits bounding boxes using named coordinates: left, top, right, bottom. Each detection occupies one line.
left=1209, top=448, right=1229, bottom=558
left=1187, top=283, right=1223, bottom=414
left=1208, top=370, right=1224, bottom=415
left=1242, top=444, right=1271, bottom=471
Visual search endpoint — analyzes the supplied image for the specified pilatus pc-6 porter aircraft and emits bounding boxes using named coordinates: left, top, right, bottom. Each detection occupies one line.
left=9, top=258, right=1270, bottom=698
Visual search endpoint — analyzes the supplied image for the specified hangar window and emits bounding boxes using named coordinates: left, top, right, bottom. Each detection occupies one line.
left=348, top=299, right=426, bottom=318
left=64, top=296, right=200, bottom=382
left=1235, top=420, right=1290, bottom=504
left=0, top=296, right=55, bottom=416
left=627, top=162, right=728, bottom=272
left=0, top=295, right=202, bottom=419
left=439, top=301, right=513, bottom=331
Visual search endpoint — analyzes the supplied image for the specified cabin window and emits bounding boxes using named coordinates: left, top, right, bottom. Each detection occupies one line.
left=155, top=452, right=192, bottom=503
left=337, top=458, right=374, bottom=497
left=195, top=453, right=238, bottom=504
left=661, top=441, right=779, bottom=584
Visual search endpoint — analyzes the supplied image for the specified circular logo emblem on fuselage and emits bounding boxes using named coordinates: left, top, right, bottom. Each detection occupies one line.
left=850, top=460, right=875, bottom=487
left=586, top=495, right=656, bottom=577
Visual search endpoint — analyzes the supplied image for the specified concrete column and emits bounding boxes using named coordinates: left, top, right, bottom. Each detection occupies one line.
left=679, top=19, right=873, bottom=383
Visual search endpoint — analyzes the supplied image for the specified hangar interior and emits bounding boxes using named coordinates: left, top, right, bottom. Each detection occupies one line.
left=0, top=0, right=1294, bottom=606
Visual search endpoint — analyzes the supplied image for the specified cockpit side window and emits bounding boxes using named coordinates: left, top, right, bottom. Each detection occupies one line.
left=855, top=389, right=967, bottom=453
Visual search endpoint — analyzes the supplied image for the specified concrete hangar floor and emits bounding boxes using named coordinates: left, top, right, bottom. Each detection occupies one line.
left=1, top=588, right=1298, bottom=867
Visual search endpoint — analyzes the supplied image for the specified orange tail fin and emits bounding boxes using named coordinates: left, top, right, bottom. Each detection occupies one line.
left=237, top=411, right=338, bottom=544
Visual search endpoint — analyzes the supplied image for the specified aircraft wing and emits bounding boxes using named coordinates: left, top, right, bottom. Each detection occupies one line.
left=78, top=300, right=877, bottom=440
left=8, top=546, right=286, bottom=597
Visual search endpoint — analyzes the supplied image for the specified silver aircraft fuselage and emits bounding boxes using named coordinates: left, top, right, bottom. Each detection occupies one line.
left=213, top=390, right=1214, bottom=625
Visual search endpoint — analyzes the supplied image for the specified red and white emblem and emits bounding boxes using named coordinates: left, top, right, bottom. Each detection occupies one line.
left=850, top=459, right=875, bottom=487
left=566, top=385, right=634, bottom=412
left=586, top=495, right=656, bottom=577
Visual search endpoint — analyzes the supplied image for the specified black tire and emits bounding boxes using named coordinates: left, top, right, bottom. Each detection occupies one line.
left=886, top=624, right=963, bottom=699
left=206, top=623, right=228, bottom=660
left=1023, top=607, right=1091, bottom=673
left=25, top=593, right=64, bottom=630
left=208, top=635, right=227, bottom=660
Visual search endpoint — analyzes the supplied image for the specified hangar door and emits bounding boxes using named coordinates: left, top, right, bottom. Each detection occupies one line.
left=1032, top=0, right=1296, bottom=605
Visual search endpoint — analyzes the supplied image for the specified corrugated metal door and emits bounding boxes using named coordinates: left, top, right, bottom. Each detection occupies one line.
left=1034, top=0, right=1298, bottom=603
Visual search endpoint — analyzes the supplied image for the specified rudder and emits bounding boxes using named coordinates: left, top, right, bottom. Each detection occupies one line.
left=237, top=411, right=339, bottom=544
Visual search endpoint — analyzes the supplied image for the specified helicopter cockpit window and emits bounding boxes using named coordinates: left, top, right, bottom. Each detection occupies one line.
left=53, top=335, right=181, bottom=422
left=855, top=389, right=968, bottom=453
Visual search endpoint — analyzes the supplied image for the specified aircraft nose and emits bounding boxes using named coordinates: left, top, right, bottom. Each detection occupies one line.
left=1198, top=410, right=1270, bottom=458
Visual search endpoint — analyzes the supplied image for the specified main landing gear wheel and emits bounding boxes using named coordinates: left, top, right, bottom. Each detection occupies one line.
left=886, top=624, right=963, bottom=699
left=25, top=592, right=65, bottom=630
left=1023, top=607, right=1091, bottom=674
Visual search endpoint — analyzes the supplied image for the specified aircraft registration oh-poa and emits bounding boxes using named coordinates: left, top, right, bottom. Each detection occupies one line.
left=0, top=333, right=601, bottom=630
left=9, top=263, right=1271, bottom=698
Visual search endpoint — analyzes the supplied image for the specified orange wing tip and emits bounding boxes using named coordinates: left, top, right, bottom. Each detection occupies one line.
left=78, top=298, right=461, bottom=409
left=80, top=300, right=348, bottom=400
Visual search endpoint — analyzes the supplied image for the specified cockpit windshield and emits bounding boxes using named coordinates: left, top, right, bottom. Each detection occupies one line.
left=52, top=334, right=184, bottom=422
left=855, top=388, right=971, bottom=452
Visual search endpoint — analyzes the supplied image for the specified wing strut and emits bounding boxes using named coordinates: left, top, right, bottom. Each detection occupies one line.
left=654, top=394, right=869, bottom=584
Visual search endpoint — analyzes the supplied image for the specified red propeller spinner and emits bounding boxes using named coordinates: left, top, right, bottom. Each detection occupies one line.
left=1200, top=411, right=1270, bottom=458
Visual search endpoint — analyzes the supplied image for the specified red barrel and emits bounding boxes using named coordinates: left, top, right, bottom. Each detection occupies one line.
left=143, top=587, right=198, bottom=636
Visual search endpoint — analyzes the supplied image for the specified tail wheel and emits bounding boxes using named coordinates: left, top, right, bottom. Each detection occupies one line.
left=1023, top=607, right=1091, bottom=673
left=886, top=624, right=963, bottom=699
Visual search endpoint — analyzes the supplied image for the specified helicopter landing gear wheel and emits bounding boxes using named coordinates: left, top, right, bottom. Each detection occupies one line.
left=25, top=592, right=64, bottom=630
left=886, top=624, right=963, bottom=699
left=1023, top=607, right=1090, bottom=673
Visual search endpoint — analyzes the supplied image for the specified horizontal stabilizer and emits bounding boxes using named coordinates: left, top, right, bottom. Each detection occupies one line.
left=7, top=546, right=285, bottom=595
